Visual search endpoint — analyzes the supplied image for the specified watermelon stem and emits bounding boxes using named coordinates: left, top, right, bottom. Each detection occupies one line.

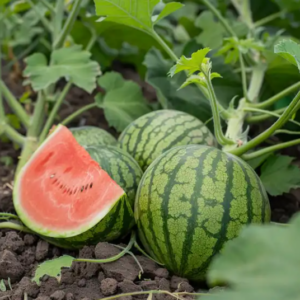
left=73, top=231, right=136, bottom=264
left=96, top=290, right=210, bottom=300
left=134, top=241, right=164, bottom=266
left=0, top=221, right=33, bottom=233
left=113, top=244, right=144, bottom=276
left=0, top=213, right=20, bottom=220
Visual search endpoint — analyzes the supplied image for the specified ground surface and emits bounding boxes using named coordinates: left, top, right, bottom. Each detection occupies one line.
left=1, top=62, right=300, bottom=300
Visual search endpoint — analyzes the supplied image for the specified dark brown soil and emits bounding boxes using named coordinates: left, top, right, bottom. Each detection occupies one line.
left=1, top=61, right=300, bottom=300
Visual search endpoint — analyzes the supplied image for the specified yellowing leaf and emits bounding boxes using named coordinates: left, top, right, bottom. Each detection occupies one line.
left=169, top=48, right=211, bottom=77
left=23, top=45, right=101, bottom=93
left=33, top=255, right=75, bottom=285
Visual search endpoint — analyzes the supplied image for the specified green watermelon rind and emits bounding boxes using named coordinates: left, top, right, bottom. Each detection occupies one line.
left=70, top=126, right=118, bottom=148
left=118, top=109, right=217, bottom=171
left=86, top=145, right=143, bottom=208
left=134, top=144, right=271, bottom=281
left=13, top=125, right=132, bottom=245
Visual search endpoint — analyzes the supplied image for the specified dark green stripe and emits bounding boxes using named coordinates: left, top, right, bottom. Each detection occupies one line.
left=179, top=148, right=214, bottom=275
left=146, top=147, right=184, bottom=267
left=236, top=159, right=253, bottom=222
left=254, top=171, right=267, bottom=222
left=187, top=151, right=234, bottom=277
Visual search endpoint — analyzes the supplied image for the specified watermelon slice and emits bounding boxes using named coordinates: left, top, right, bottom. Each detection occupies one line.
left=13, top=125, right=131, bottom=244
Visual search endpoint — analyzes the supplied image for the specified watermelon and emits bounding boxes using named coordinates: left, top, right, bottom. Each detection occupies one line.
left=134, top=145, right=271, bottom=281
left=13, top=125, right=135, bottom=249
left=86, top=145, right=143, bottom=207
left=70, top=126, right=117, bottom=147
left=118, top=110, right=216, bottom=171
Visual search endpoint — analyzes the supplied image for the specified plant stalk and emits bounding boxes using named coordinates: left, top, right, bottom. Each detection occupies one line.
left=239, top=53, right=248, bottom=100
left=253, top=82, right=300, bottom=109
left=53, top=0, right=65, bottom=43
left=151, top=30, right=178, bottom=62
left=204, top=73, right=234, bottom=146
left=242, top=138, right=300, bottom=160
left=0, top=80, right=30, bottom=128
left=16, top=92, right=46, bottom=174
left=40, top=82, right=72, bottom=142
left=247, top=64, right=266, bottom=102
left=40, top=0, right=56, bottom=13
left=61, top=103, right=97, bottom=126
left=229, top=90, right=300, bottom=156
left=53, top=0, right=83, bottom=49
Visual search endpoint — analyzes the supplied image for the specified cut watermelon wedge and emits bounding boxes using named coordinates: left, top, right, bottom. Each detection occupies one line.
left=13, top=125, right=131, bottom=244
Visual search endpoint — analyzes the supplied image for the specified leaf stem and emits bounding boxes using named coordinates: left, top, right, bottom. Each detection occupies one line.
left=61, top=103, right=97, bottom=126
left=254, top=11, right=284, bottom=28
left=0, top=213, right=19, bottom=220
left=74, top=231, right=136, bottom=263
left=151, top=30, right=178, bottom=62
left=244, top=107, right=300, bottom=127
left=0, top=81, right=30, bottom=128
left=229, top=90, right=300, bottom=156
left=0, top=121, right=25, bottom=145
left=201, top=0, right=237, bottom=37
left=53, top=0, right=83, bottom=50
left=39, top=82, right=72, bottom=142
left=0, top=221, right=32, bottom=233
left=253, top=82, right=300, bottom=109
left=53, top=0, right=65, bottom=43
left=242, top=138, right=300, bottom=160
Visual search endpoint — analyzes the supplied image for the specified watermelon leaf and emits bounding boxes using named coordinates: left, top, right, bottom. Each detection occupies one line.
left=203, top=213, right=300, bottom=300
left=32, top=255, right=75, bottom=285
left=94, top=0, right=183, bottom=33
left=97, top=72, right=152, bottom=132
left=260, top=154, right=300, bottom=196
left=274, top=39, right=300, bottom=72
left=23, top=45, right=101, bottom=93
left=169, top=48, right=211, bottom=77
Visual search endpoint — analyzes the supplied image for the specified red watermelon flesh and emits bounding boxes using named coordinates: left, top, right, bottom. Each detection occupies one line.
left=13, top=125, right=125, bottom=238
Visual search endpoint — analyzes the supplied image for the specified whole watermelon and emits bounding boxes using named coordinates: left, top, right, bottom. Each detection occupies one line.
left=134, top=145, right=271, bottom=281
left=118, top=110, right=216, bottom=171
left=45, top=146, right=143, bottom=249
left=70, top=126, right=117, bottom=147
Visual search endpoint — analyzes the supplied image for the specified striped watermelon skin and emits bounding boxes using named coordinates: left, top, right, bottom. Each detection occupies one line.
left=118, top=110, right=216, bottom=171
left=134, top=145, right=271, bottom=281
left=44, top=196, right=134, bottom=249
left=70, top=126, right=117, bottom=147
left=43, top=146, right=142, bottom=249
left=86, top=146, right=143, bottom=207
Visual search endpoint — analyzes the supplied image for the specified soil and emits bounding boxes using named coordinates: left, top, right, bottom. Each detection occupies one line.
left=1, top=60, right=300, bottom=300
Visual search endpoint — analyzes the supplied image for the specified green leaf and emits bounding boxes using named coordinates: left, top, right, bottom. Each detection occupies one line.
left=0, top=156, right=14, bottom=167
left=260, top=154, right=300, bottom=196
left=195, top=11, right=226, bottom=49
left=154, top=2, right=184, bottom=24
left=169, top=48, right=211, bottom=77
left=94, top=0, right=182, bottom=34
left=97, top=72, right=151, bottom=132
left=203, top=213, right=300, bottom=300
left=144, top=48, right=212, bottom=123
left=23, top=45, right=101, bottom=93
left=274, top=39, right=300, bottom=72
left=32, top=255, right=75, bottom=285
left=97, top=71, right=125, bottom=91
left=246, top=152, right=272, bottom=170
